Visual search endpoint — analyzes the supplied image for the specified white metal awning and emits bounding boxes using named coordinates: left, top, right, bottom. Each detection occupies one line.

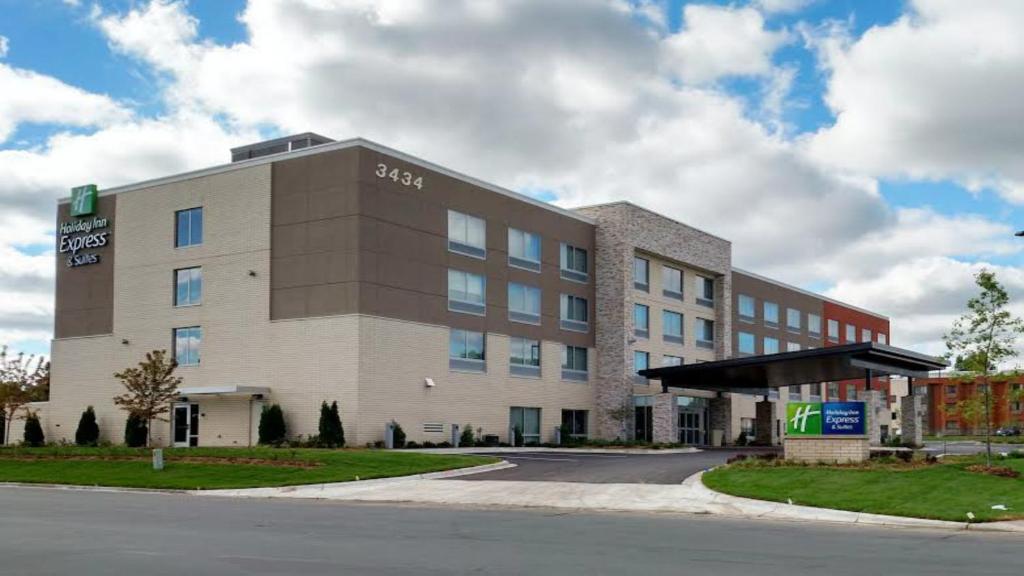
left=177, top=385, right=270, bottom=397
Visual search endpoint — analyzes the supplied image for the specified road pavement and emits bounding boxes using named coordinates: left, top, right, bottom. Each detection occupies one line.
left=924, top=440, right=1024, bottom=455
left=1, top=486, right=1021, bottom=575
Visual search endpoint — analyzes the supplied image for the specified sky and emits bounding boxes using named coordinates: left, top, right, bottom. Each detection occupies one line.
left=1, top=0, right=1023, bottom=362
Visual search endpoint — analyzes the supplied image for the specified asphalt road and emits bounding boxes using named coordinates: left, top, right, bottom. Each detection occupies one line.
left=1, top=487, right=1021, bottom=575
left=924, top=440, right=1024, bottom=455
left=458, top=449, right=766, bottom=483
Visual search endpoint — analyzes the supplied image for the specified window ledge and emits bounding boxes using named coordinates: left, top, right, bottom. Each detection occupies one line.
left=560, top=269, right=589, bottom=284
left=448, top=241, right=487, bottom=260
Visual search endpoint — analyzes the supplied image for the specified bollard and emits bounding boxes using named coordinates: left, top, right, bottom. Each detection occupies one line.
left=553, top=426, right=562, bottom=446
left=508, top=424, right=516, bottom=447
left=152, top=448, right=164, bottom=471
left=451, top=424, right=460, bottom=448
left=384, top=422, right=395, bottom=449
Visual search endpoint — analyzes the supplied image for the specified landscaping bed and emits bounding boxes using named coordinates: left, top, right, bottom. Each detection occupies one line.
left=0, top=446, right=496, bottom=490
left=702, top=453, right=1024, bottom=522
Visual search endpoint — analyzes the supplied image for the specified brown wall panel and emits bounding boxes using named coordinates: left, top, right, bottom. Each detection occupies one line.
left=54, top=195, right=116, bottom=339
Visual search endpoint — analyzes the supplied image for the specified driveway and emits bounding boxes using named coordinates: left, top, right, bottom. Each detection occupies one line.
left=454, top=447, right=777, bottom=484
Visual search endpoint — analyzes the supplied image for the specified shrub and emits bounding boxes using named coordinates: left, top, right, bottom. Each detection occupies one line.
left=75, top=406, right=100, bottom=446
left=391, top=421, right=406, bottom=448
left=558, top=423, right=572, bottom=445
left=258, top=404, right=287, bottom=446
left=317, top=401, right=345, bottom=448
left=422, top=441, right=437, bottom=448
left=460, top=423, right=475, bottom=447
left=124, top=413, right=148, bottom=447
left=726, top=453, right=749, bottom=465
left=438, top=441, right=452, bottom=448
left=736, top=432, right=749, bottom=446
left=23, top=412, right=44, bottom=447
left=513, top=425, right=524, bottom=447
left=895, top=450, right=913, bottom=463
left=405, top=441, right=420, bottom=449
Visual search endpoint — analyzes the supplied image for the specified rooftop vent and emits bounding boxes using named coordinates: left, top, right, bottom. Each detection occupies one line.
left=230, top=132, right=334, bottom=162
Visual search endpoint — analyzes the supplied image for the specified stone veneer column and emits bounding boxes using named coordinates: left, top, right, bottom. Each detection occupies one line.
left=857, top=390, right=883, bottom=445
left=755, top=400, right=776, bottom=445
left=652, top=393, right=678, bottom=444
left=708, top=395, right=732, bottom=446
left=901, top=394, right=923, bottom=447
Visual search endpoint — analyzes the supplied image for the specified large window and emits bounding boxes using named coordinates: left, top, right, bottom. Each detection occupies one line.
left=510, top=407, right=541, bottom=445
left=738, top=332, right=755, bottom=355
left=789, top=385, right=803, bottom=400
left=633, top=257, right=649, bottom=291
left=695, top=318, right=714, bottom=349
left=861, top=328, right=872, bottom=342
left=786, top=308, right=801, bottom=332
left=786, top=342, right=801, bottom=352
left=662, top=266, right=683, bottom=300
left=449, top=329, right=485, bottom=371
left=634, top=304, right=649, bottom=338
left=561, top=410, right=588, bottom=440
left=560, top=243, right=588, bottom=282
left=878, top=333, right=888, bottom=345
left=764, top=301, right=779, bottom=328
left=175, top=207, right=203, bottom=248
left=634, top=350, right=649, bottom=376
left=827, top=381, right=840, bottom=399
left=827, top=319, right=839, bottom=342
left=663, top=310, right=683, bottom=344
left=808, top=314, right=821, bottom=337
left=662, top=355, right=683, bottom=367
left=738, top=294, right=755, bottom=321
left=174, top=267, right=202, bottom=306
left=509, top=337, right=541, bottom=377
left=447, top=210, right=486, bottom=258
left=508, top=228, right=541, bottom=271
left=448, top=269, right=486, bottom=315
left=562, top=345, right=588, bottom=381
left=696, top=276, right=715, bottom=307
left=173, top=326, right=201, bottom=366
left=508, top=282, right=541, bottom=324
left=845, top=323, right=856, bottom=343
left=845, top=383, right=857, bottom=400
left=560, top=294, right=589, bottom=332
left=763, top=337, right=779, bottom=354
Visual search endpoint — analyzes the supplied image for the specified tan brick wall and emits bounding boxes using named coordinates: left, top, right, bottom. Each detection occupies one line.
left=784, top=436, right=870, bottom=463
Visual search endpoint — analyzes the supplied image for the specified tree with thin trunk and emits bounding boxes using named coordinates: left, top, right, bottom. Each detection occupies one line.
left=113, top=350, right=182, bottom=447
left=0, top=346, right=44, bottom=445
left=944, top=270, right=1024, bottom=467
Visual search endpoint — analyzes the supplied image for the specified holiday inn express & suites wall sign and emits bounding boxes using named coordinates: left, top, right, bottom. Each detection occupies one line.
left=59, top=184, right=112, bottom=268
left=786, top=401, right=866, bottom=436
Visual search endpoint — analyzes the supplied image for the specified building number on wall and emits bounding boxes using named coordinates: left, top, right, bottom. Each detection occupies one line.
left=376, top=163, right=423, bottom=190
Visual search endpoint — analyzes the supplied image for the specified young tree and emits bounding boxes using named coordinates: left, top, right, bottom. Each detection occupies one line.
left=124, top=413, right=148, bottom=448
left=606, top=398, right=634, bottom=441
left=0, top=346, right=46, bottom=444
left=23, top=410, right=45, bottom=447
left=944, top=269, right=1024, bottom=466
left=258, top=404, right=287, bottom=445
left=112, top=350, right=182, bottom=447
left=317, top=401, right=345, bottom=447
left=75, top=406, right=100, bottom=446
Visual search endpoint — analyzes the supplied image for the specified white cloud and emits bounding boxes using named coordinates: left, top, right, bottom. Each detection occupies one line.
left=755, top=0, right=815, bottom=14
left=806, top=0, right=1024, bottom=204
left=662, top=4, right=790, bottom=84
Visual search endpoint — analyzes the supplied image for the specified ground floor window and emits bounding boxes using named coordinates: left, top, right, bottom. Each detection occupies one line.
left=561, top=410, right=588, bottom=440
left=509, top=406, right=541, bottom=445
left=741, top=417, right=756, bottom=438
left=634, top=396, right=653, bottom=442
left=845, top=383, right=857, bottom=401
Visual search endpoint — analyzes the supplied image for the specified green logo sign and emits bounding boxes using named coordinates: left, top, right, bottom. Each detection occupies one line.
left=786, top=402, right=823, bottom=436
left=70, top=184, right=98, bottom=217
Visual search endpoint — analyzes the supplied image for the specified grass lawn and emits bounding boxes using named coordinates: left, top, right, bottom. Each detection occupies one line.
left=0, top=446, right=496, bottom=490
left=703, top=456, right=1024, bottom=522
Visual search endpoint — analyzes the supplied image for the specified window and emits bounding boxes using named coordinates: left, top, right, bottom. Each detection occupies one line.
left=510, top=407, right=541, bottom=445
left=448, top=269, right=486, bottom=315
left=786, top=308, right=801, bottom=332
left=738, top=295, right=755, bottom=321
left=174, top=267, right=202, bottom=306
left=634, top=350, right=649, bottom=378
left=449, top=329, right=485, bottom=371
left=560, top=294, right=589, bottom=332
left=633, top=257, right=649, bottom=291
left=827, top=319, right=839, bottom=342
left=786, top=341, right=801, bottom=352
left=764, top=301, right=779, bottom=328
left=809, top=384, right=822, bottom=402
left=741, top=418, right=756, bottom=438
left=634, top=304, right=649, bottom=338
left=663, top=266, right=683, bottom=299
left=447, top=210, right=486, bottom=258
left=173, top=327, right=201, bottom=366
left=877, top=333, right=888, bottom=345
left=827, top=382, right=840, bottom=400
left=508, top=228, right=541, bottom=271
left=175, top=207, right=203, bottom=248
left=845, top=383, right=857, bottom=400
left=861, top=328, right=872, bottom=342
left=789, top=385, right=802, bottom=400
left=560, top=243, right=588, bottom=282
left=763, top=337, right=779, bottom=354
left=808, top=314, right=821, bottom=337
left=561, top=410, right=588, bottom=440
left=845, top=324, right=856, bottom=343
left=663, top=310, right=683, bottom=344
left=508, top=282, right=541, bottom=324
left=562, top=345, right=588, bottom=381
left=738, top=332, right=755, bottom=355
left=509, top=337, right=541, bottom=377
left=662, top=355, right=683, bottom=367
left=945, top=385, right=957, bottom=396
left=695, top=318, right=714, bottom=349
left=696, top=276, right=714, bottom=307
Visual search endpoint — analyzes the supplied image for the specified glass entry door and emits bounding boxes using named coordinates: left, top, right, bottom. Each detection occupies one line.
left=173, top=403, right=199, bottom=447
left=509, top=407, right=541, bottom=445
left=678, top=409, right=704, bottom=446
left=635, top=406, right=653, bottom=442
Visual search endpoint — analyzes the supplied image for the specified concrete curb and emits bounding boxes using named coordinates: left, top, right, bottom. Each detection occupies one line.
left=400, top=447, right=702, bottom=455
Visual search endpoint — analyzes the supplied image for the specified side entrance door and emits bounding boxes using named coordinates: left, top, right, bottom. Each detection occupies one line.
left=173, top=403, right=199, bottom=447
left=678, top=408, right=705, bottom=445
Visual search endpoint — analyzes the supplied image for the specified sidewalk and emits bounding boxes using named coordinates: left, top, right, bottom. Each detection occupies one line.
left=400, top=446, right=702, bottom=455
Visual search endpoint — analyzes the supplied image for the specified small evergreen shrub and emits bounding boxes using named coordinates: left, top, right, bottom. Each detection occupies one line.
left=258, top=404, right=287, bottom=446
left=124, top=413, right=148, bottom=447
left=317, top=401, right=345, bottom=448
left=75, top=406, right=100, bottom=446
left=459, top=423, right=475, bottom=447
left=23, top=412, right=45, bottom=447
left=391, top=421, right=406, bottom=448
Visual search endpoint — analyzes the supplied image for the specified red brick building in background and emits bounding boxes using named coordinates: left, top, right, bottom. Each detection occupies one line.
left=913, top=375, right=1024, bottom=435
left=822, top=300, right=892, bottom=402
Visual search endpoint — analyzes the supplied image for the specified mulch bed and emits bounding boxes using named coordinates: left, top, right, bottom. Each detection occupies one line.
left=965, top=464, right=1021, bottom=478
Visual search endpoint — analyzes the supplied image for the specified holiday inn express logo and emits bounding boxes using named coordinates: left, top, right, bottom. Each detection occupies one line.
left=70, top=184, right=98, bottom=217
left=786, top=402, right=822, bottom=436
left=786, top=401, right=867, bottom=436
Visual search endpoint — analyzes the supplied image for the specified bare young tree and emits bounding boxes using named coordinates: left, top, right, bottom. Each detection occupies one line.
left=113, top=350, right=182, bottom=447
left=0, top=346, right=46, bottom=444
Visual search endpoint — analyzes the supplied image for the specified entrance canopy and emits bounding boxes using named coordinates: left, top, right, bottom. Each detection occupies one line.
left=639, top=342, right=945, bottom=394
left=177, top=385, right=270, bottom=397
